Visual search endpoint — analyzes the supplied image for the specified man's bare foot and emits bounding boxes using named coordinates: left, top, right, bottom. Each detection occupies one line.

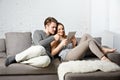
left=102, top=47, right=116, bottom=54
left=101, top=56, right=111, bottom=62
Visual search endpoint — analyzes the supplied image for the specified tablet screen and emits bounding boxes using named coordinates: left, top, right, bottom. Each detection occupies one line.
left=67, top=31, right=76, bottom=42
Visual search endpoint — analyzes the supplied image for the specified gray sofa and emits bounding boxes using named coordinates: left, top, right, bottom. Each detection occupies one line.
left=0, top=32, right=120, bottom=80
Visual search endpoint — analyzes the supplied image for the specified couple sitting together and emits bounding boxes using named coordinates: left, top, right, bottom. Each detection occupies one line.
left=5, top=17, right=117, bottom=68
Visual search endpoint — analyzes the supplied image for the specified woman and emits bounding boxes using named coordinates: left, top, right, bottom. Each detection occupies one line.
left=51, top=22, right=116, bottom=61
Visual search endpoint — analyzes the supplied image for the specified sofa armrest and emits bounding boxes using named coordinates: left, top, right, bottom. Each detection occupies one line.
left=107, top=51, right=120, bottom=66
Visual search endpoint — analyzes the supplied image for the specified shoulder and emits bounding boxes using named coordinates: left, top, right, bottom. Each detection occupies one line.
left=34, top=30, right=43, bottom=34
left=33, top=30, right=45, bottom=35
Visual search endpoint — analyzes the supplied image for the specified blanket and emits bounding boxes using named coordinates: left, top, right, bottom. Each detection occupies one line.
left=58, top=60, right=120, bottom=80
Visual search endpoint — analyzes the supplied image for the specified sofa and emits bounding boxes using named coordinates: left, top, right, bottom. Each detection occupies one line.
left=0, top=32, right=120, bottom=80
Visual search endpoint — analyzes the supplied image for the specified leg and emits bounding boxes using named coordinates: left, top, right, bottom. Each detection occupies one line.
left=21, top=55, right=51, bottom=67
left=65, top=34, right=94, bottom=61
left=88, top=40, right=110, bottom=61
left=65, top=33, right=110, bottom=61
left=5, top=45, right=46, bottom=67
left=80, top=34, right=112, bottom=61
left=93, top=40, right=116, bottom=54
left=65, top=41, right=89, bottom=61
left=15, top=45, right=46, bottom=62
left=88, top=40, right=104, bottom=59
left=78, top=33, right=93, bottom=44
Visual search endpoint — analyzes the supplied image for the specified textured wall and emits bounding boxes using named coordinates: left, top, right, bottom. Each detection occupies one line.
left=0, top=0, right=120, bottom=51
left=0, top=0, right=90, bottom=38
left=113, top=33, right=120, bottom=52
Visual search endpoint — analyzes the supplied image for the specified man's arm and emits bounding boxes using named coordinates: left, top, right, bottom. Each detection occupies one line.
left=33, top=30, right=55, bottom=47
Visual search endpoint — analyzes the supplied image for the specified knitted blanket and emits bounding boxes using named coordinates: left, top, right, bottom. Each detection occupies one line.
left=58, top=60, right=120, bottom=80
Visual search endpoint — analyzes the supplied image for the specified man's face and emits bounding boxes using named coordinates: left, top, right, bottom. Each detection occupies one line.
left=47, top=22, right=57, bottom=35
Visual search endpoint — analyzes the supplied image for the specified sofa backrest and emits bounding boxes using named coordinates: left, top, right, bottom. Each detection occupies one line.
left=0, top=32, right=102, bottom=57
left=0, top=39, right=6, bottom=52
left=5, top=32, right=32, bottom=56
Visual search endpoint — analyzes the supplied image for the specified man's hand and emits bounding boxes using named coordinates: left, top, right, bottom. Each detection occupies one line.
left=54, top=34, right=60, bottom=41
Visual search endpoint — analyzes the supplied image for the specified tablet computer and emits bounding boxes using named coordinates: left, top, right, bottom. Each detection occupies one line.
left=67, top=31, right=76, bottom=42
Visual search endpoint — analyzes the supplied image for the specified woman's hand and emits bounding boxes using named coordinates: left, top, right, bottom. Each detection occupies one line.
left=60, top=39, right=68, bottom=47
left=70, top=36, right=77, bottom=48
left=51, top=39, right=68, bottom=56
left=54, top=34, right=60, bottom=41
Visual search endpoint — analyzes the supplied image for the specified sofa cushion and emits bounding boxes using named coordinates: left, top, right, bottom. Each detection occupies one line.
left=0, top=39, right=6, bottom=52
left=0, top=52, right=6, bottom=58
left=0, top=58, right=60, bottom=75
left=5, top=32, right=32, bottom=56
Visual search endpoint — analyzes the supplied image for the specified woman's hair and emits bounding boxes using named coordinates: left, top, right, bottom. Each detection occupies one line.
left=57, top=22, right=66, bottom=38
left=44, top=17, right=58, bottom=27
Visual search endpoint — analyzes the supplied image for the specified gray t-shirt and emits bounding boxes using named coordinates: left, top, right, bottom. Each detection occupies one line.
left=59, top=43, right=73, bottom=61
left=33, top=30, right=55, bottom=59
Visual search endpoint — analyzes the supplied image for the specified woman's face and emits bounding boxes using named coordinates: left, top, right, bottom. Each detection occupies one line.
left=57, top=24, right=65, bottom=36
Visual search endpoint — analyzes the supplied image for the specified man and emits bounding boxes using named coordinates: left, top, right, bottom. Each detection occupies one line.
left=5, top=17, right=59, bottom=67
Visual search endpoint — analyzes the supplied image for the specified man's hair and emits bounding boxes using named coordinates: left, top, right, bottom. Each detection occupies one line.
left=44, top=17, right=58, bottom=27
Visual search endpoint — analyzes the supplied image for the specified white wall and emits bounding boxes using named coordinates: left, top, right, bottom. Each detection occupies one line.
left=91, top=0, right=109, bottom=34
left=90, top=0, right=120, bottom=35
left=109, top=0, right=120, bottom=33
left=0, top=0, right=90, bottom=38
left=0, top=0, right=120, bottom=51
left=91, top=0, right=120, bottom=51
left=109, top=0, right=120, bottom=51
left=90, top=0, right=114, bottom=48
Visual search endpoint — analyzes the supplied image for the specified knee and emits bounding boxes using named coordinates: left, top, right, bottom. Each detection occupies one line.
left=82, top=33, right=93, bottom=40
left=83, top=33, right=91, bottom=38
left=34, top=45, right=46, bottom=54
left=44, top=56, right=51, bottom=62
left=42, top=56, right=51, bottom=67
left=88, top=39, right=94, bottom=44
left=32, top=56, right=51, bottom=68
left=36, top=45, right=45, bottom=51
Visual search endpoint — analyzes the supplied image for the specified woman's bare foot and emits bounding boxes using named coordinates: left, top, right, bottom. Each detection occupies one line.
left=101, top=56, right=111, bottom=62
left=102, top=47, right=116, bottom=54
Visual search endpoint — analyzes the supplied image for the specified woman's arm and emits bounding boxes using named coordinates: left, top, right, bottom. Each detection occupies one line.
left=51, top=39, right=68, bottom=56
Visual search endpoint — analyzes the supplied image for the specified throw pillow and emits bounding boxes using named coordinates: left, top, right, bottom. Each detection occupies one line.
left=5, top=32, right=32, bottom=56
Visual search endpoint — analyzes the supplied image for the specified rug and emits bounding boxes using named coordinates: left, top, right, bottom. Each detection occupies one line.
left=58, top=60, right=120, bottom=80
